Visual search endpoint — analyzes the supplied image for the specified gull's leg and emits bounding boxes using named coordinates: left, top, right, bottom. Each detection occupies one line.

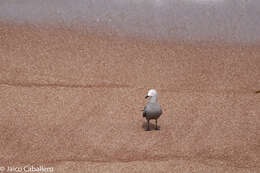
left=155, top=119, right=159, bottom=130
left=146, top=119, right=150, bottom=131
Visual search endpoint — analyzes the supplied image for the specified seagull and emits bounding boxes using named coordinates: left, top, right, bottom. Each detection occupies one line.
left=142, top=89, right=163, bottom=131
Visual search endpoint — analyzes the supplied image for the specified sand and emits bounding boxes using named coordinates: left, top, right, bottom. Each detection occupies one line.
left=0, top=22, right=259, bottom=172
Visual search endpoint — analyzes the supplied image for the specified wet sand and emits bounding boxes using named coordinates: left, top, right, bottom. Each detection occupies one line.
left=0, top=22, right=259, bottom=172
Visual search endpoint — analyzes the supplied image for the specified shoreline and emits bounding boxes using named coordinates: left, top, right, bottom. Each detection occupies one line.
left=1, top=21, right=260, bottom=48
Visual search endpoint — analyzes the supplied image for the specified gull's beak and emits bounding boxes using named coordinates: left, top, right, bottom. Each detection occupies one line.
left=145, top=95, right=149, bottom=99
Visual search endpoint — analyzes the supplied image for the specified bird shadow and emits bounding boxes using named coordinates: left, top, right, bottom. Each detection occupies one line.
left=142, top=121, right=160, bottom=131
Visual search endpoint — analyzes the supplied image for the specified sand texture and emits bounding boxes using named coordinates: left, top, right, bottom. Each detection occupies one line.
left=0, top=23, right=260, bottom=172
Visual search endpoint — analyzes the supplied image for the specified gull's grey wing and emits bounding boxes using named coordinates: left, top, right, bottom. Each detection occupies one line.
left=143, top=103, right=162, bottom=119
left=143, top=105, right=147, bottom=117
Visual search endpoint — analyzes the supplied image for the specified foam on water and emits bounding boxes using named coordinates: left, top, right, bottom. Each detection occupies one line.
left=0, top=0, right=259, bottom=43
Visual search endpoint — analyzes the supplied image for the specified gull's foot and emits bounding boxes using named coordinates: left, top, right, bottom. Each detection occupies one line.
left=155, top=127, right=160, bottom=130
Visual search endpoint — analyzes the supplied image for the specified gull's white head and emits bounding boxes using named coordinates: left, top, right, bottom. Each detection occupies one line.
left=145, top=89, right=158, bottom=99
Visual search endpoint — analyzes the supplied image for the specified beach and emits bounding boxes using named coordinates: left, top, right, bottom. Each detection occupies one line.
left=0, top=22, right=259, bottom=172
